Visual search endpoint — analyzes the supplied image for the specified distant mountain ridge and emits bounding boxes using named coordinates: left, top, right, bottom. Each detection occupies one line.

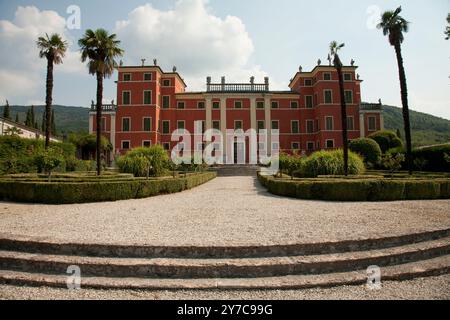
left=1, top=103, right=449, bottom=147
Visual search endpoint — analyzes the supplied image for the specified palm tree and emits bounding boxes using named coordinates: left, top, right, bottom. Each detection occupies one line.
left=79, top=29, right=124, bottom=176
left=329, top=41, right=349, bottom=176
left=37, top=33, right=68, bottom=149
left=377, top=6, right=413, bottom=174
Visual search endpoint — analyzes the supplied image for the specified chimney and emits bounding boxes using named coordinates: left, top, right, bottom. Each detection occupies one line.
left=264, top=77, right=269, bottom=91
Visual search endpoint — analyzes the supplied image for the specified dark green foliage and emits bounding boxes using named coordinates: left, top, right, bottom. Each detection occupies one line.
left=368, top=130, right=403, bottom=153
left=116, top=145, right=170, bottom=177
left=349, top=138, right=382, bottom=165
left=257, top=173, right=450, bottom=201
left=3, top=100, right=11, bottom=119
left=0, top=172, right=216, bottom=204
left=411, top=144, right=450, bottom=172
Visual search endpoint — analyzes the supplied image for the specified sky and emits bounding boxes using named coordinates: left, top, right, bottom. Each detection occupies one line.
left=0, top=0, right=449, bottom=119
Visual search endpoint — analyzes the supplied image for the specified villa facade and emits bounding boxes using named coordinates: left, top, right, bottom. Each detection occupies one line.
left=89, top=62, right=383, bottom=163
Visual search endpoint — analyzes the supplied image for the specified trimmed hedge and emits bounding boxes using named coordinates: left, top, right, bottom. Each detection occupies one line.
left=0, top=172, right=216, bottom=204
left=258, top=172, right=449, bottom=201
left=349, top=138, right=382, bottom=165
left=368, top=130, right=403, bottom=153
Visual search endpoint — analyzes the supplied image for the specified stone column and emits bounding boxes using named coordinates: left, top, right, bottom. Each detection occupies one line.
left=264, top=95, right=272, bottom=153
left=205, top=97, right=212, bottom=131
left=220, top=97, right=227, bottom=163
left=89, top=114, right=94, bottom=134
left=250, top=97, right=256, bottom=132
left=359, top=112, right=365, bottom=137
left=110, top=114, right=116, bottom=151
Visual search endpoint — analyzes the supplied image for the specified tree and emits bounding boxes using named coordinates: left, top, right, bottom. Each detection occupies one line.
left=30, top=105, right=35, bottom=126
left=34, top=147, right=65, bottom=182
left=41, top=112, right=46, bottom=132
left=445, top=13, right=450, bottom=40
left=25, top=109, right=32, bottom=127
left=329, top=41, right=349, bottom=176
left=79, top=29, right=124, bottom=175
left=37, top=33, right=67, bottom=149
left=377, top=6, right=413, bottom=174
left=15, top=113, right=19, bottom=123
left=3, top=100, right=11, bottom=120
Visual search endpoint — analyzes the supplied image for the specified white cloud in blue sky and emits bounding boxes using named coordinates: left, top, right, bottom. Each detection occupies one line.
left=0, top=0, right=448, bottom=119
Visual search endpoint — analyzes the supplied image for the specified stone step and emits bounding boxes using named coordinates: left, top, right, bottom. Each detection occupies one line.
left=1, top=228, right=449, bottom=258
left=212, top=166, right=260, bottom=177
left=0, top=255, right=448, bottom=290
left=0, top=237, right=448, bottom=278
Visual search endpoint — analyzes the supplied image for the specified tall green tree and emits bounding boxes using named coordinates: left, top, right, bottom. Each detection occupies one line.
left=15, top=113, right=19, bottom=123
left=51, top=110, right=57, bottom=135
left=3, top=100, right=11, bottom=120
left=377, top=6, right=413, bottom=174
left=445, top=13, right=450, bottom=40
left=30, top=105, right=35, bottom=125
left=25, top=109, right=32, bottom=127
left=79, top=29, right=124, bottom=175
left=329, top=41, right=349, bottom=176
left=37, top=33, right=67, bottom=148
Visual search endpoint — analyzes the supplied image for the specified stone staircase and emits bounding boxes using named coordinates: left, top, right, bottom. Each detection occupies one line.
left=0, top=229, right=449, bottom=290
left=211, top=165, right=260, bottom=177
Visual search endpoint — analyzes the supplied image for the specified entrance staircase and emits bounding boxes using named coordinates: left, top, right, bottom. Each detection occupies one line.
left=211, top=165, right=260, bottom=177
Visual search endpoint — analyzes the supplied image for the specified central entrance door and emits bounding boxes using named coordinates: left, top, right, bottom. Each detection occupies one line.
left=234, top=140, right=245, bottom=164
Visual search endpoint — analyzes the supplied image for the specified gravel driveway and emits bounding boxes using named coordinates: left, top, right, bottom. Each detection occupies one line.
left=0, top=177, right=449, bottom=246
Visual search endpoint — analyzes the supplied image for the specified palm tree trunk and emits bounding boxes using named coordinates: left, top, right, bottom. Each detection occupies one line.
left=96, top=72, right=103, bottom=176
left=394, top=42, right=413, bottom=175
left=337, top=66, right=349, bottom=176
left=45, top=56, right=54, bottom=149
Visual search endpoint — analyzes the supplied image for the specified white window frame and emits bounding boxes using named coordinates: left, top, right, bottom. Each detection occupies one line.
left=291, top=142, right=300, bottom=150
left=162, top=120, right=170, bottom=134
left=122, top=117, right=131, bottom=132
left=305, top=95, right=313, bottom=108
left=212, top=101, right=220, bottom=109
left=368, top=116, right=377, bottom=131
left=307, top=141, right=315, bottom=151
left=123, top=73, right=131, bottom=82
left=143, top=90, right=152, bottom=105
left=177, top=101, right=185, bottom=109
left=234, top=120, right=243, bottom=130
left=122, top=91, right=131, bottom=105
left=256, top=101, right=264, bottom=109
left=121, top=140, right=130, bottom=149
left=344, top=90, right=353, bottom=104
left=212, top=120, right=220, bottom=130
left=234, top=100, right=243, bottom=109
left=343, top=73, right=352, bottom=81
left=142, top=140, right=152, bottom=147
left=271, top=120, right=279, bottom=130
left=306, top=120, right=314, bottom=133
left=162, top=79, right=171, bottom=87
left=257, top=120, right=265, bottom=132
left=304, top=79, right=312, bottom=86
left=177, top=120, right=185, bottom=130
left=325, top=116, right=334, bottom=131
left=323, top=72, right=332, bottom=81
left=290, top=101, right=299, bottom=109
left=291, top=120, right=300, bottom=134
left=162, top=95, right=170, bottom=109
left=271, top=101, right=279, bottom=109
left=324, top=89, right=333, bottom=104
left=197, top=101, right=206, bottom=109
left=143, top=73, right=152, bottom=81
left=143, top=117, right=152, bottom=132
left=347, top=116, right=354, bottom=131
left=325, top=139, right=335, bottom=149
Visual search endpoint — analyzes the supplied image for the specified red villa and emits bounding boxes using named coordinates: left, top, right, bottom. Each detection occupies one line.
left=89, top=61, right=383, bottom=164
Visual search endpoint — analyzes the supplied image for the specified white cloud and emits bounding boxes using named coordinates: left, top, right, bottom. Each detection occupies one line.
left=115, top=0, right=283, bottom=90
left=0, top=6, right=84, bottom=104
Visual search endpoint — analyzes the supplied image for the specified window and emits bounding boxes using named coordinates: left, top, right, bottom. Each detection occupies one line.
left=142, top=141, right=151, bottom=147
left=271, top=120, right=279, bottom=130
left=368, top=116, right=376, bottom=131
left=256, top=101, right=264, bottom=109
left=292, top=142, right=300, bottom=150
left=163, top=142, right=170, bottom=150
left=122, top=118, right=130, bottom=132
left=307, top=142, right=314, bottom=151
left=290, top=101, right=298, bottom=109
left=304, top=79, right=312, bottom=86
left=212, top=121, right=220, bottom=130
left=323, top=73, right=332, bottom=81
left=257, top=120, right=265, bottom=132
left=344, top=73, right=352, bottom=81
left=325, top=116, right=333, bottom=130
left=271, top=101, right=279, bottom=109
left=177, top=121, right=185, bottom=130
left=101, top=117, right=106, bottom=132
left=123, top=73, right=131, bottom=81
left=177, top=101, right=185, bottom=109
left=143, top=117, right=151, bottom=132
left=212, top=101, right=220, bottom=109
left=162, top=79, right=171, bottom=86
left=143, top=90, right=152, bottom=105
left=324, top=90, right=333, bottom=104
left=344, top=90, right=353, bottom=104
left=234, top=120, right=243, bottom=130
left=291, top=120, right=299, bottom=134
left=198, top=101, right=205, bottom=109
left=162, top=120, right=170, bottom=134
left=305, top=95, right=313, bottom=108
left=121, top=141, right=130, bottom=149
left=122, top=91, right=131, bottom=105
left=306, top=120, right=314, bottom=133
left=326, top=140, right=334, bottom=149
left=234, top=101, right=242, bottom=109
left=162, top=96, right=170, bottom=109
left=347, top=116, right=354, bottom=130
left=144, top=73, right=152, bottom=81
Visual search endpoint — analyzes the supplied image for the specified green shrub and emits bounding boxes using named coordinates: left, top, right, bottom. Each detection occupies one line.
left=368, top=130, right=403, bottom=153
left=349, top=138, right=382, bottom=165
left=411, top=144, right=450, bottom=172
left=279, top=153, right=304, bottom=178
left=34, top=147, right=65, bottom=181
left=381, top=153, right=405, bottom=174
left=117, top=145, right=170, bottom=177
left=299, top=149, right=365, bottom=178
left=0, top=172, right=216, bottom=204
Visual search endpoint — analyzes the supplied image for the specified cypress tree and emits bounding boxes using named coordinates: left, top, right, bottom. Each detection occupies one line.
left=51, top=110, right=57, bottom=135
left=25, top=109, right=32, bottom=127
left=3, top=100, right=11, bottom=120
left=30, top=105, right=35, bottom=125
left=15, top=113, right=19, bottom=123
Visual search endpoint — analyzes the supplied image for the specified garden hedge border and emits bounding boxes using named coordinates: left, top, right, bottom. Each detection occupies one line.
left=258, top=172, right=450, bottom=201
left=0, top=172, right=216, bottom=204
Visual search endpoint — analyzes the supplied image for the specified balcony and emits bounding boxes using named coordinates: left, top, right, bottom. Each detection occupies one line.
left=206, top=76, right=269, bottom=93
left=360, top=102, right=383, bottom=111
left=90, top=102, right=117, bottom=112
